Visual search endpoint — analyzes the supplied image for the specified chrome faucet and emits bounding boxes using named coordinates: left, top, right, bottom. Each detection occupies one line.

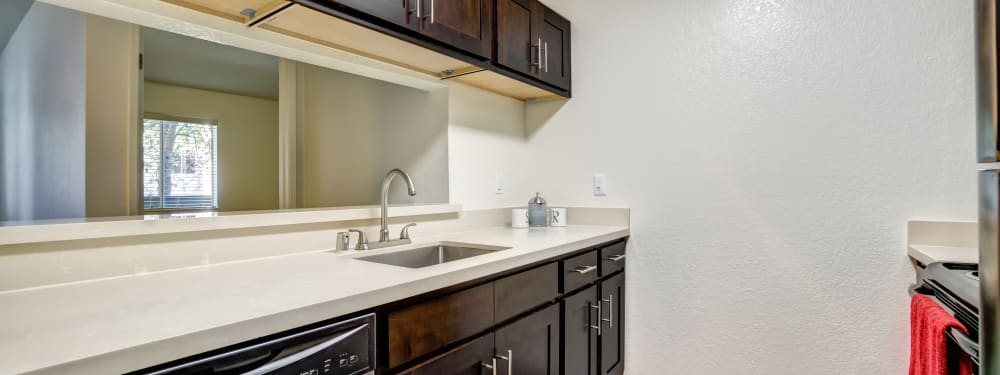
left=341, top=169, right=417, bottom=251
left=379, top=168, right=416, bottom=242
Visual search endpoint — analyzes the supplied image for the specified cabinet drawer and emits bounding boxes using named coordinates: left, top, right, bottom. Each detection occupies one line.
left=495, top=262, right=558, bottom=323
left=388, top=283, right=495, bottom=368
left=398, top=332, right=495, bottom=375
left=600, top=242, right=626, bottom=276
left=561, top=249, right=599, bottom=292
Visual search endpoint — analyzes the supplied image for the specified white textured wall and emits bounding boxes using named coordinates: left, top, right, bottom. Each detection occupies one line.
left=0, top=2, right=86, bottom=221
left=453, top=0, right=977, bottom=373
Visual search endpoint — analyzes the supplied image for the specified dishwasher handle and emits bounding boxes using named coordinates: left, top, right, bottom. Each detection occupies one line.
left=243, top=324, right=369, bottom=375
left=947, top=327, right=980, bottom=365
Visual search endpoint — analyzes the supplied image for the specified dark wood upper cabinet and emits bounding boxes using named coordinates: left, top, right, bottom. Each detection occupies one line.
left=494, top=0, right=571, bottom=91
left=418, top=0, right=492, bottom=58
left=495, top=304, right=561, bottom=375
left=280, top=0, right=571, bottom=98
left=324, top=0, right=419, bottom=30
left=537, top=4, right=570, bottom=90
left=495, top=0, right=540, bottom=77
left=599, top=273, right=625, bottom=375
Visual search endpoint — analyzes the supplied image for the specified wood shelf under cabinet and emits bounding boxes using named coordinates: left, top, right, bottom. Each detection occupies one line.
left=162, top=0, right=566, bottom=101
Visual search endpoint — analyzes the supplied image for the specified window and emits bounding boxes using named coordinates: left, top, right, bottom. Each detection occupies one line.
left=142, top=114, right=218, bottom=211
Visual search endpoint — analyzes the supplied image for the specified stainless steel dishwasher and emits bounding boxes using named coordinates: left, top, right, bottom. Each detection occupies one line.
left=133, top=314, right=374, bottom=375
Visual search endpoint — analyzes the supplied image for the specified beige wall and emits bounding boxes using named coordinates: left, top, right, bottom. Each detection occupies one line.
left=297, top=63, right=448, bottom=207
left=85, top=14, right=139, bottom=218
left=143, top=82, right=279, bottom=212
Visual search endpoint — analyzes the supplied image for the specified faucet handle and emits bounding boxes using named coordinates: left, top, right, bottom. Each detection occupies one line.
left=400, top=223, right=417, bottom=240
left=336, top=232, right=351, bottom=251
left=348, top=229, right=368, bottom=250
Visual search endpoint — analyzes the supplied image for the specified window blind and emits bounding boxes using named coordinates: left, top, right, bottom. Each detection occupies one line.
left=142, top=115, right=218, bottom=211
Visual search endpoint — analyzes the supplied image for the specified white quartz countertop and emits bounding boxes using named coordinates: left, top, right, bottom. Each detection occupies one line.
left=908, top=245, right=978, bottom=265
left=0, top=225, right=629, bottom=375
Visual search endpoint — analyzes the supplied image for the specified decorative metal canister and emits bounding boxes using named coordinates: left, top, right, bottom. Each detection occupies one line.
left=528, top=193, right=548, bottom=227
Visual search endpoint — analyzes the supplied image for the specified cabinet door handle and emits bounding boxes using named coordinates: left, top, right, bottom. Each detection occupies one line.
left=531, top=38, right=542, bottom=70
left=495, top=349, right=513, bottom=375
left=606, top=254, right=626, bottom=262
left=602, top=294, right=614, bottom=328
left=589, top=302, right=602, bottom=336
left=418, top=0, right=433, bottom=23
left=569, top=265, right=597, bottom=274
left=482, top=357, right=498, bottom=375
left=543, top=41, right=549, bottom=72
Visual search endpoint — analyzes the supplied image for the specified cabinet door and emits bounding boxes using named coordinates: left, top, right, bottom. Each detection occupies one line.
left=537, top=4, right=570, bottom=90
left=496, top=0, right=540, bottom=76
left=418, top=0, right=492, bottom=57
left=495, top=304, right=561, bottom=375
left=325, top=0, right=418, bottom=30
left=399, top=333, right=496, bottom=375
left=599, top=273, right=625, bottom=375
left=563, top=285, right=599, bottom=375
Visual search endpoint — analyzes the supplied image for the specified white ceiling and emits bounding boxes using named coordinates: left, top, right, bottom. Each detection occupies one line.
left=142, top=27, right=279, bottom=100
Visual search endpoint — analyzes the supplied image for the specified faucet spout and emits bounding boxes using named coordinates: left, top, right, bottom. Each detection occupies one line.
left=380, top=168, right=416, bottom=242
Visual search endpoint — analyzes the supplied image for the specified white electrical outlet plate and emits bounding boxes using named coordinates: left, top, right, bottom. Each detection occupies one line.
left=593, top=173, right=607, bottom=196
left=495, top=174, right=505, bottom=194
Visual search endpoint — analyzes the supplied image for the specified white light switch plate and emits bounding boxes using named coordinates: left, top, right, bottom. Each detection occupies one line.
left=495, top=174, right=505, bottom=194
left=593, top=173, right=607, bottom=196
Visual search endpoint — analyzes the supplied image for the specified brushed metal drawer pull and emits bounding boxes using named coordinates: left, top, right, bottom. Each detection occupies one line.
left=495, top=349, right=513, bottom=375
left=569, top=265, right=597, bottom=274
left=606, top=254, right=626, bottom=262
left=589, top=302, right=602, bottom=336
left=482, top=357, right=498, bottom=375
left=602, top=294, right=614, bottom=328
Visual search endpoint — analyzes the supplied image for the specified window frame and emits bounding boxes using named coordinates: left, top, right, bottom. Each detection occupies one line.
left=141, top=112, right=220, bottom=214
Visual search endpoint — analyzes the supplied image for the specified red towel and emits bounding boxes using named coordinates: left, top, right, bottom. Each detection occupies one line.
left=910, top=294, right=974, bottom=375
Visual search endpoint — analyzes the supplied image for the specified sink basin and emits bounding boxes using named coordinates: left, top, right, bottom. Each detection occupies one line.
left=355, top=242, right=511, bottom=268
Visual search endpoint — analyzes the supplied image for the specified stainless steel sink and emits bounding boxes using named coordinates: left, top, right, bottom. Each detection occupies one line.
left=354, top=242, right=511, bottom=268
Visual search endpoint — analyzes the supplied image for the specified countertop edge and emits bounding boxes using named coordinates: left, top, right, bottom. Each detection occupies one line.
left=908, top=244, right=978, bottom=265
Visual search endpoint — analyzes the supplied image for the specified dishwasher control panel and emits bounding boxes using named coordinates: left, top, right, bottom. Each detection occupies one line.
left=271, top=323, right=372, bottom=375
left=132, top=314, right=375, bottom=375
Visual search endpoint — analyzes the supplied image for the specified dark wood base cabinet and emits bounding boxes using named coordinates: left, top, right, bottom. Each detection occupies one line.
left=380, top=239, right=625, bottom=375
left=599, top=273, right=625, bottom=375
left=563, top=261, right=625, bottom=375
left=563, top=285, right=599, bottom=375
left=496, top=304, right=561, bottom=375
